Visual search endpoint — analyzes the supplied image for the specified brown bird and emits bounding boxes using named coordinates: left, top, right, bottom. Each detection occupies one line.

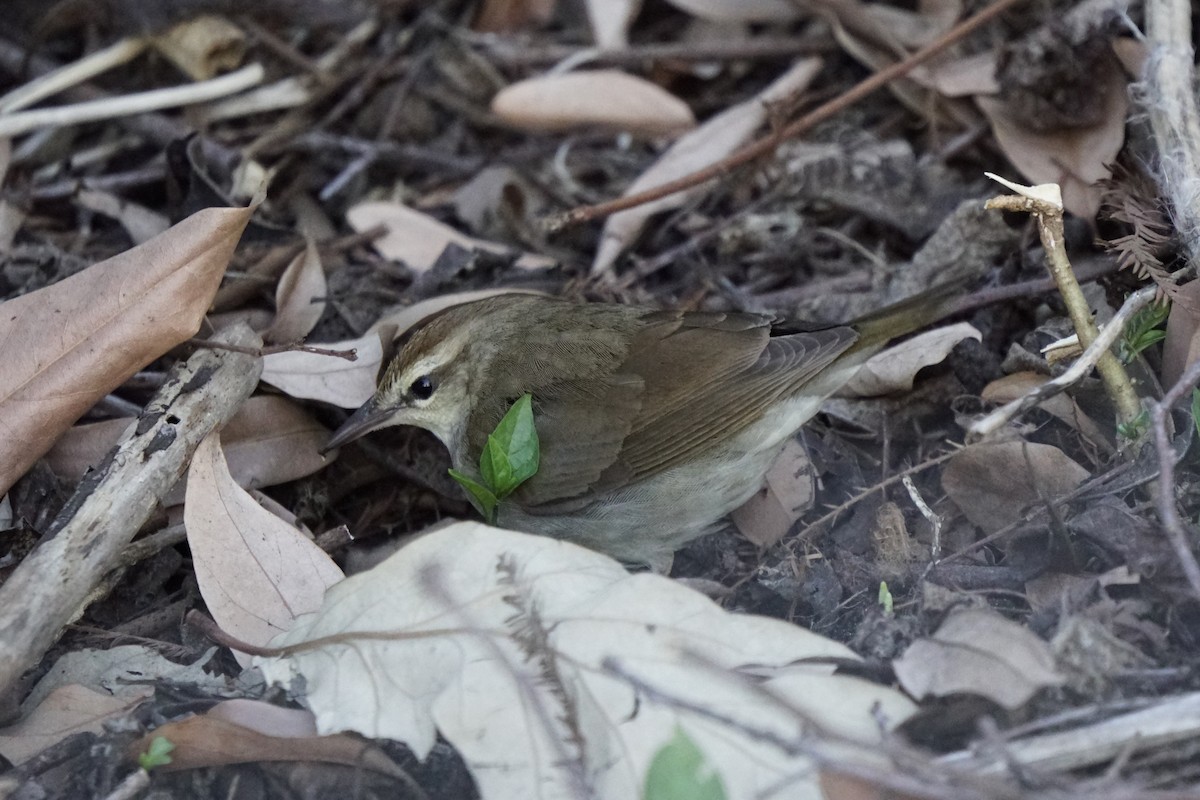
left=326, top=290, right=957, bottom=569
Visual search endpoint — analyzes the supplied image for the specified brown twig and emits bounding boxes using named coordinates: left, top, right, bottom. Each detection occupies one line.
left=549, top=0, right=1027, bottom=229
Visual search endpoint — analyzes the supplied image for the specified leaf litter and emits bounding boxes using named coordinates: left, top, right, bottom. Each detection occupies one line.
left=1, top=1, right=1199, bottom=798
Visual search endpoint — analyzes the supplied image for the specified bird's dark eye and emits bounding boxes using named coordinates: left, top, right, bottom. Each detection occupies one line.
left=410, top=375, right=434, bottom=400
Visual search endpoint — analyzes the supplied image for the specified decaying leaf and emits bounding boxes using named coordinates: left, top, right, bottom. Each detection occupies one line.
left=980, top=372, right=1112, bottom=452
left=941, top=442, right=1089, bottom=533
left=185, top=434, right=343, bottom=667
left=1162, top=281, right=1200, bottom=388
left=731, top=438, right=814, bottom=548
left=893, top=607, right=1065, bottom=709
left=592, top=58, right=822, bottom=274
left=258, top=523, right=915, bottom=800
left=0, top=205, right=254, bottom=497
left=490, top=70, right=696, bottom=136
left=260, top=332, right=383, bottom=409
left=841, top=323, right=980, bottom=397
left=473, top=0, right=557, bottom=32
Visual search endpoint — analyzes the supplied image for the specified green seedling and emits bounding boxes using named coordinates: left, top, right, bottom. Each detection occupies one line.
left=138, top=735, right=175, bottom=771
left=449, top=393, right=540, bottom=524
left=644, top=726, right=726, bottom=800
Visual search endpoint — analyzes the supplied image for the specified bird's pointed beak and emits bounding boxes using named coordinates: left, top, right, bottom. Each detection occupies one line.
left=322, top=399, right=394, bottom=454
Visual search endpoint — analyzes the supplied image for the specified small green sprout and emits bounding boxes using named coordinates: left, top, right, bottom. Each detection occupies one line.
left=878, top=581, right=894, bottom=616
left=644, top=727, right=726, bottom=800
left=1116, top=409, right=1150, bottom=441
left=1192, top=389, right=1200, bottom=441
left=138, top=735, right=175, bottom=771
left=1119, top=301, right=1170, bottom=363
left=449, top=393, right=540, bottom=524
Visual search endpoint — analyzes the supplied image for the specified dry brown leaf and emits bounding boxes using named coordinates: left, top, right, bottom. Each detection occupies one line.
left=0, top=205, right=254, bottom=497
left=731, top=438, right=814, bottom=548
left=941, top=442, right=1089, bottom=534
left=661, top=0, right=801, bottom=21
left=592, top=58, right=821, bottom=274
left=345, top=200, right=553, bottom=273
left=261, top=333, right=383, bottom=409
left=0, top=684, right=150, bottom=765
left=893, top=607, right=1065, bottom=709
left=185, top=433, right=343, bottom=667
left=127, top=699, right=405, bottom=776
left=491, top=70, right=695, bottom=137
left=841, top=323, right=980, bottom=397
left=266, top=238, right=326, bottom=344
left=586, top=0, right=642, bottom=48
left=975, top=57, right=1127, bottom=220
left=981, top=371, right=1112, bottom=452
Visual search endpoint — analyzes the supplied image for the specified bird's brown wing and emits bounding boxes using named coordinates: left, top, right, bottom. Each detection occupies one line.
left=594, top=320, right=859, bottom=490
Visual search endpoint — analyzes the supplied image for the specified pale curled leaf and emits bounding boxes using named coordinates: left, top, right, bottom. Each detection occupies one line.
left=345, top=200, right=553, bottom=273
left=0, top=205, right=253, bottom=496
left=46, top=397, right=334, bottom=497
left=258, top=523, right=915, bottom=800
left=893, top=607, right=1065, bottom=709
left=661, top=0, right=801, bottom=21
left=261, top=333, right=383, bottom=409
left=185, top=434, right=343, bottom=667
left=491, top=70, right=695, bottom=137
left=266, top=238, right=326, bottom=344
left=592, top=59, right=821, bottom=274
left=586, top=0, right=642, bottom=48
left=841, top=323, right=981, bottom=397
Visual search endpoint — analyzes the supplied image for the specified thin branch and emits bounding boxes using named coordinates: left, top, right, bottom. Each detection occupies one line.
left=1149, top=357, right=1200, bottom=596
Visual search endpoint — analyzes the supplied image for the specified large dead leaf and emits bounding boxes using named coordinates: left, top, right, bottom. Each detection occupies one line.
left=1162, top=281, right=1200, bottom=388
left=491, top=70, right=695, bottom=136
left=592, top=58, right=822, bottom=274
left=941, top=442, right=1089, bottom=533
left=185, top=434, right=343, bottom=667
left=46, top=397, right=333, bottom=499
left=259, top=523, right=915, bottom=800
left=0, top=205, right=254, bottom=496
left=260, top=332, right=383, bottom=409
left=0, top=684, right=150, bottom=765
left=893, top=607, right=1065, bottom=709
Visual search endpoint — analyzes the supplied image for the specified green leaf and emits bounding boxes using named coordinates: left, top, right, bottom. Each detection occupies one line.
left=644, top=727, right=726, bottom=800
left=449, top=469, right=498, bottom=524
left=138, top=735, right=175, bottom=771
left=878, top=581, right=893, bottom=616
left=1116, top=409, right=1150, bottom=441
left=486, top=394, right=539, bottom=497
